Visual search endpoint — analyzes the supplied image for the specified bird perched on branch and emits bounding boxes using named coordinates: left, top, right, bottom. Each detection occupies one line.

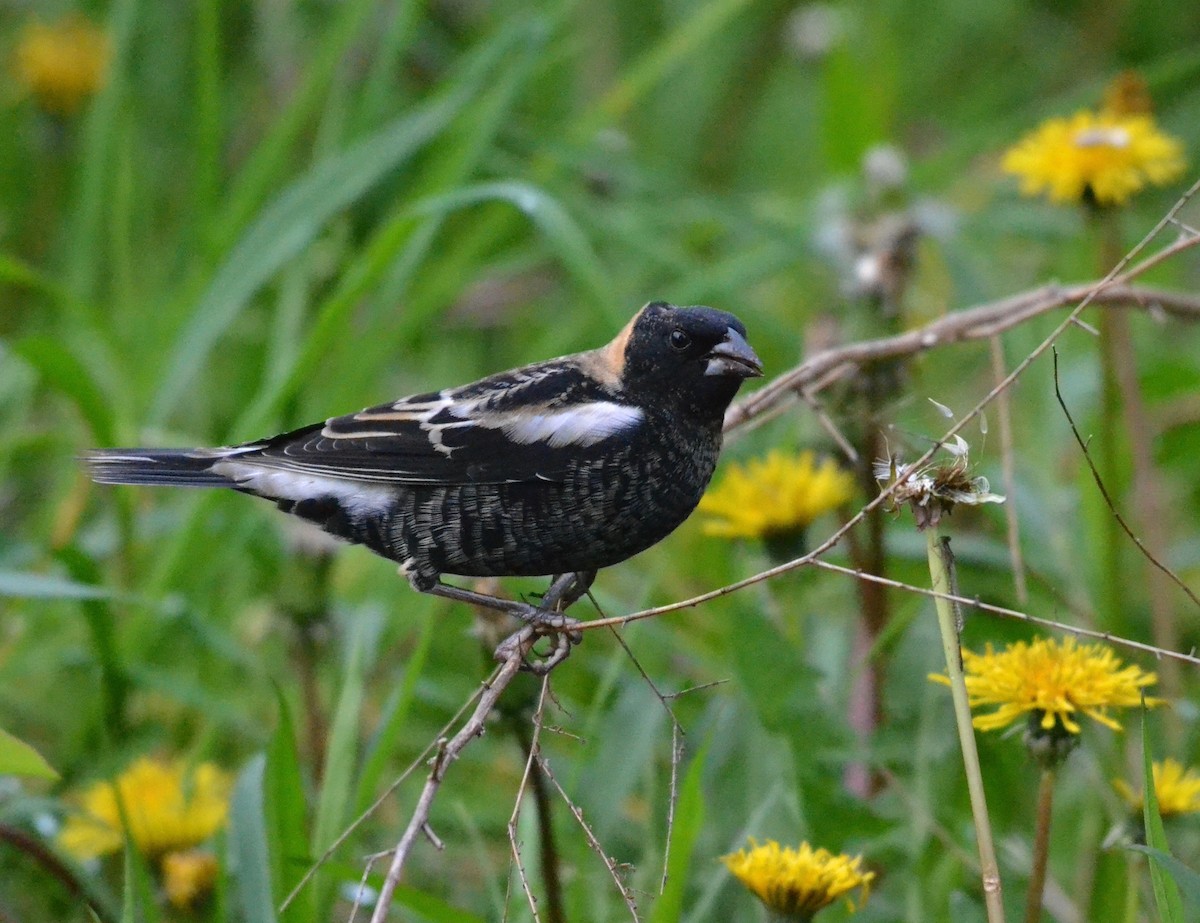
left=86, top=302, right=761, bottom=648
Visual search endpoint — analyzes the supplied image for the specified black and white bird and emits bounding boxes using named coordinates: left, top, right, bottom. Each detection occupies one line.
left=86, top=302, right=761, bottom=635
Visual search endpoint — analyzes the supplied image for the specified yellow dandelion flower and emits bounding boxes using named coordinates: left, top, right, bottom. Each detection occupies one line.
left=722, top=839, right=874, bottom=920
left=931, top=636, right=1161, bottom=735
left=1002, top=108, right=1185, bottom=207
left=13, top=15, right=111, bottom=117
left=58, top=757, right=231, bottom=861
left=698, top=450, right=854, bottom=541
left=162, top=849, right=220, bottom=909
left=1114, top=759, right=1200, bottom=818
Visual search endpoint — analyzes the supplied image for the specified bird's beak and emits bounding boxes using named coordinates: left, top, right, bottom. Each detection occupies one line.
left=705, top=328, right=763, bottom=379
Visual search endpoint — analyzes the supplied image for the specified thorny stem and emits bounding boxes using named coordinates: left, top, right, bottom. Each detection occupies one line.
left=1023, top=769, right=1056, bottom=923
left=926, top=532, right=1005, bottom=923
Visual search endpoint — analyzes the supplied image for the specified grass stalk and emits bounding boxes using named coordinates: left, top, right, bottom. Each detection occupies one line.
left=926, top=530, right=1005, bottom=923
left=1023, top=769, right=1056, bottom=923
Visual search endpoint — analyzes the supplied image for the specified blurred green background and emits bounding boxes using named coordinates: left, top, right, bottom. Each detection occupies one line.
left=4, top=0, right=1200, bottom=920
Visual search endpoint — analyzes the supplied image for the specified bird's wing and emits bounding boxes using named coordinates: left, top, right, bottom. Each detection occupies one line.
left=240, top=360, right=644, bottom=486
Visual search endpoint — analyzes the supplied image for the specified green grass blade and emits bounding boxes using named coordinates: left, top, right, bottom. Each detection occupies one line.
left=583, top=0, right=756, bottom=131
left=148, top=27, right=523, bottom=427
left=404, top=181, right=613, bottom=318
left=0, top=570, right=111, bottom=600
left=65, top=0, right=138, bottom=300
left=1141, top=709, right=1184, bottom=923
left=228, top=17, right=548, bottom=434
left=354, top=606, right=435, bottom=813
left=229, top=754, right=279, bottom=923
left=149, top=92, right=462, bottom=426
left=191, top=0, right=222, bottom=235
left=54, top=546, right=130, bottom=741
left=214, top=0, right=382, bottom=251
left=265, top=688, right=313, bottom=923
left=1126, top=847, right=1200, bottom=910
left=119, top=838, right=161, bottom=923
left=309, top=610, right=380, bottom=912
left=14, top=335, right=117, bottom=446
left=0, top=726, right=59, bottom=780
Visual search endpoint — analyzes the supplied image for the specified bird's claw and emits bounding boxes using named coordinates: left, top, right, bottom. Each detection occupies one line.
left=495, top=607, right=582, bottom=674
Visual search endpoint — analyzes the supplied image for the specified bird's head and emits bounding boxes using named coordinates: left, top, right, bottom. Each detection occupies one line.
left=598, top=302, right=762, bottom=418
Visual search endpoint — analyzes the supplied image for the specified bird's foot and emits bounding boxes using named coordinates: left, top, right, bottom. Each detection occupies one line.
left=424, top=572, right=595, bottom=672
left=494, top=619, right=579, bottom=675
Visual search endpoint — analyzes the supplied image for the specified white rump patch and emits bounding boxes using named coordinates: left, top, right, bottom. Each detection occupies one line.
left=497, top=402, right=643, bottom=448
left=213, top=461, right=394, bottom=517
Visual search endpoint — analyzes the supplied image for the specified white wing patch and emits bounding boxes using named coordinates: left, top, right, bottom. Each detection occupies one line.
left=213, top=461, right=394, bottom=517
left=492, top=402, right=644, bottom=447
left=318, top=391, right=641, bottom=456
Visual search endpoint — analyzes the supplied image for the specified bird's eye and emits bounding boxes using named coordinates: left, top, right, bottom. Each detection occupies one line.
left=669, top=329, right=691, bottom=351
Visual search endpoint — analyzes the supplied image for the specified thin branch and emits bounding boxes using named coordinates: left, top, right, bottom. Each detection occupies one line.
left=282, top=679, right=486, bottom=913
left=799, top=388, right=860, bottom=463
left=990, top=335, right=1027, bottom=603
left=368, top=637, right=533, bottom=923
left=660, top=722, right=684, bottom=896
left=535, top=752, right=641, bottom=921
left=1052, top=349, right=1200, bottom=610
left=595, top=617, right=689, bottom=899
left=347, top=853, right=383, bottom=923
left=726, top=281, right=1200, bottom=434
left=805, top=559, right=1200, bottom=668
left=508, top=677, right=552, bottom=923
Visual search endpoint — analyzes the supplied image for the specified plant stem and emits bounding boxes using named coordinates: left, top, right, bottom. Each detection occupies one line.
left=926, top=531, right=1006, bottom=923
left=1023, top=769, right=1056, bottom=923
left=1123, top=853, right=1140, bottom=923
left=513, top=720, right=566, bottom=923
left=1090, top=207, right=1128, bottom=635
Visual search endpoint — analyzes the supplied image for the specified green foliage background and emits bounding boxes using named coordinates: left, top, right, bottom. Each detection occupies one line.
left=4, top=0, right=1200, bottom=920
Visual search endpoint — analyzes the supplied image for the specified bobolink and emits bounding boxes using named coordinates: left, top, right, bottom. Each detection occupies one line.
left=86, top=302, right=761, bottom=635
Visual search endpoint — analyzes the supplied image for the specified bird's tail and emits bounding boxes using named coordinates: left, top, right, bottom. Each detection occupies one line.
left=84, top=449, right=236, bottom=488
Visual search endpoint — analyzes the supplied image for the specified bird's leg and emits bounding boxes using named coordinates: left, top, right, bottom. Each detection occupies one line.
left=423, top=572, right=597, bottom=673
left=540, top=570, right=596, bottom=613
left=424, top=580, right=579, bottom=631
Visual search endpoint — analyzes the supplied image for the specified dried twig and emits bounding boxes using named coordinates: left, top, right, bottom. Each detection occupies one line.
left=534, top=752, right=642, bottom=920
left=1051, top=348, right=1200, bottom=611
left=283, top=679, right=486, bottom=913
left=602, top=624, right=687, bottom=897
left=508, top=676, right=553, bottom=923
left=368, top=634, right=533, bottom=923
left=989, top=336, right=1027, bottom=604
left=660, top=722, right=685, bottom=896
left=805, top=559, right=1200, bottom=668
left=725, top=281, right=1200, bottom=433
